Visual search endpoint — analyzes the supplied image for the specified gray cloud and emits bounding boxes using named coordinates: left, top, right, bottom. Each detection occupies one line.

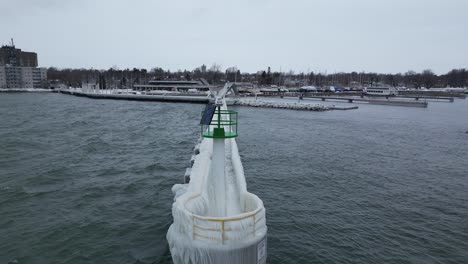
left=1, top=0, right=467, bottom=74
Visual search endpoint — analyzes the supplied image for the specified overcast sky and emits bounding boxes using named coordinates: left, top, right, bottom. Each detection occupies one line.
left=1, top=0, right=467, bottom=74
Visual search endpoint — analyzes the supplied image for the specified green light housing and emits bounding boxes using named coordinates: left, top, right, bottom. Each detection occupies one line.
left=201, top=107, right=238, bottom=139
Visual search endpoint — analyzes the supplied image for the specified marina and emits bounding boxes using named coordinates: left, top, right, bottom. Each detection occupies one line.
left=289, top=95, right=430, bottom=107
left=7, top=87, right=466, bottom=112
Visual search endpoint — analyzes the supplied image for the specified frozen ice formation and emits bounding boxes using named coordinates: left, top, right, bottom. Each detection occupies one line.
left=167, top=102, right=267, bottom=264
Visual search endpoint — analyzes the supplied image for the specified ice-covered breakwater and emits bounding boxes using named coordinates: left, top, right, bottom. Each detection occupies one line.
left=59, top=88, right=210, bottom=104
left=58, top=88, right=359, bottom=111
left=167, top=103, right=267, bottom=264
left=233, top=99, right=330, bottom=111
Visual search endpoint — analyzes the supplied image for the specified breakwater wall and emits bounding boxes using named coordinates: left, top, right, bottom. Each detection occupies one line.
left=233, top=99, right=358, bottom=111
left=398, top=90, right=466, bottom=98
left=59, top=89, right=210, bottom=104
left=301, top=96, right=429, bottom=107
left=60, top=89, right=355, bottom=111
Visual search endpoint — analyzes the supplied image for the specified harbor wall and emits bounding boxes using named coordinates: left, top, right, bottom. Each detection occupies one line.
left=59, top=89, right=210, bottom=104
left=59, top=89, right=350, bottom=111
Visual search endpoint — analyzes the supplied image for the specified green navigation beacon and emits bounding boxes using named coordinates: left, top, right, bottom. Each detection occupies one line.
left=200, top=103, right=238, bottom=139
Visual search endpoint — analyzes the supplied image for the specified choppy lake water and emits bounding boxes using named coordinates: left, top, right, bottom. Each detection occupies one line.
left=1, top=93, right=467, bottom=264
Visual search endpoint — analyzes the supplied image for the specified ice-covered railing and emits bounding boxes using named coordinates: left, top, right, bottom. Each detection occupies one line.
left=187, top=192, right=266, bottom=244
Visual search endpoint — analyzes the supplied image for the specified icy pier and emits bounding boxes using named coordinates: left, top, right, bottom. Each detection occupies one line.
left=59, top=89, right=210, bottom=104
left=167, top=92, right=267, bottom=264
left=59, top=88, right=360, bottom=111
left=233, top=99, right=358, bottom=111
left=304, top=96, right=429, bottom=107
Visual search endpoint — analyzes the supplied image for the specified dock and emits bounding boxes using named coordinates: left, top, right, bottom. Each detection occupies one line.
left=60, top=88, right=456, bottom=110
left=303, top=96, right=429, bottom=107
left=330, top=106, right=359, bottom=110
left=398, top=90, right=466, bottom=99
left=396, top=95, right=454, bottom=102
left=59, top=89, right=210, bottom=104
left=58, top=89, right=358, bottom=111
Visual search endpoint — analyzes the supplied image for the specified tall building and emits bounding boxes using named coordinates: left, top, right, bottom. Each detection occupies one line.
left=0, top=44, right=38, bottom=67
left=0, top=39, right=47, bottom=89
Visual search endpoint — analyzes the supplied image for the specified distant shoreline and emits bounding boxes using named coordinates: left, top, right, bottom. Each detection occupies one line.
left=0, top=88, right=53, bottom=93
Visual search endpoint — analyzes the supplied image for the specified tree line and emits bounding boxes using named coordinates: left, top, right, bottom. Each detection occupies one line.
left=47, top=65, right=468, bottom=88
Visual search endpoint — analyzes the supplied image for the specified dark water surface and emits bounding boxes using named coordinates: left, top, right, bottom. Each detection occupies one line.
left=1, top=93, right=467, bottom=264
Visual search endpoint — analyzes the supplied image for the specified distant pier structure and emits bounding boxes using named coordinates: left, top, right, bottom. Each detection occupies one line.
left=133, top=79, right=212, bottom=93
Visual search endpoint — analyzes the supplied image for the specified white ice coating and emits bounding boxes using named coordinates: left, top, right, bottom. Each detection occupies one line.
left=167, top=101, right=267, bottom=264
